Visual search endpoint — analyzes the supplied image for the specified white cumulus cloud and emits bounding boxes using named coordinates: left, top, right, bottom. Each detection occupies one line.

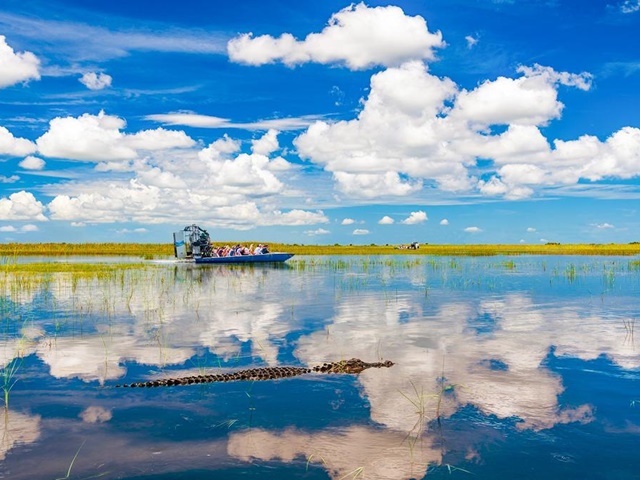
left=400, top=210, right=427, bottom=224
left=251, top=129, right=279, bottom=155
left=0, top=126, right=37, bottom=157
left=475, top=125, right=640, bottom=199
left=378, top=216, right=394, bottom=225
left=19, top=156, right=45, bottom=170
left=36, top=111, right=136, bottom=161
left=453, top=64, right=591, bottom=127
left=36, top=111, right=194, bottom=161
left=201, top=153, right=284, bottom=196
left=341, top=218, right=355, bottom=225
left=517, top=64, right=592, bottom=91
left=0, top=191, right=47, bottom=221
left=79, top=72, right=112, bottom=90
left=440, top=218, right=449, bottom=226
left=286, top=42, right=623, bottom=203
left=199, top=134, right=241, bottom=161
left=353, top=228, right=370, bottom=235
left=37, top=123, right=327, bottom=229
left=124, top=128, right=195, bottom=151
left=295, top=61, right=465, bottom=197
left=228, top=3, right=444, bottom=70
left=333, top=171, right=422, bottom=198
left=465, top=226, right=481, bottom=233
left=0, top=35, right=40, bottom=88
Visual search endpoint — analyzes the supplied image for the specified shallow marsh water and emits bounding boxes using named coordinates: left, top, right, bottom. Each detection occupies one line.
left=1, top=255, right=640, bottom=479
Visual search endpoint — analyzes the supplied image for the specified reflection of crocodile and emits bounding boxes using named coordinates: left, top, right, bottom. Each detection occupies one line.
left=115, top=358, right=394, bottom=388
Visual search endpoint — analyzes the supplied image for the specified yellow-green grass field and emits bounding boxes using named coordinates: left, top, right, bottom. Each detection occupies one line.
left=1, top=242, right=640, bottom=257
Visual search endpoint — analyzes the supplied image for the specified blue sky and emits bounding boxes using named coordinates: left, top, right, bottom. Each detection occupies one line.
left=1, top=0, right=639, bottom=245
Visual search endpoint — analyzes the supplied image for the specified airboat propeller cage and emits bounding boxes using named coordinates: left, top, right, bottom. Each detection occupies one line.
left=173, top=224, right=212, bottom=259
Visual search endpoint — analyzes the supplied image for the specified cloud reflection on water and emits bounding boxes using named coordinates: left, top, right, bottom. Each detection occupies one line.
left=1, top=258, right=639, bottom=477
left=0, top=409, right=40, bottom=461
left=228, top=426, right=441, bottom=480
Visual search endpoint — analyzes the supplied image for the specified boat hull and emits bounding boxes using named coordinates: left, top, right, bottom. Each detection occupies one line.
left=194, top=253, right=294, bottom=264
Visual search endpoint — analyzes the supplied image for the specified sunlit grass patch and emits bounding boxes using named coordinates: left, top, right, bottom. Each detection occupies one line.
left=1, top=262, right=151, bottom=275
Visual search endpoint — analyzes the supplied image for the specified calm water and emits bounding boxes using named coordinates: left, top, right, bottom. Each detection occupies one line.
left=1, top=255, right=640, bottom=479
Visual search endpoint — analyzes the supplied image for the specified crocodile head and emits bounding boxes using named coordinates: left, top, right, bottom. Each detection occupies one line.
left=335, top=358, right=395, bottom=374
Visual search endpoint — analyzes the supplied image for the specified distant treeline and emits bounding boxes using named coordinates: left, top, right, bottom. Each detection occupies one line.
left=1, top=242, right=640, bottom=257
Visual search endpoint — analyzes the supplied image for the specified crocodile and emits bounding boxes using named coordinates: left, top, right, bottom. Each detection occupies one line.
left=115, top=358, right=394, bottom=388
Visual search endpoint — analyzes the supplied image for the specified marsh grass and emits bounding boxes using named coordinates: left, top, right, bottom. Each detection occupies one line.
left=306, top=454, right=364, bottom=480
left=399, top=381, right=430, bottom=452
left=0, top=263, right=157, bottom=325
left=340, top=466, right=365, bottom=479
left=565, top=264, right=577, bottom=283
left=0, top=262, right=174, bottom=392
left=306, top=453, right=328, bottom=472
left=623, top=318, right=635, bottom=344
left=444, top=464, right=473, bottom=475
left=1, top=357, right=21, bottom=409
left=55, top=440, right=86, bottom=480
left=502, top=260, right=516, bottom=270
left=0, top=262, right=151, bottom=275
left=2, top=242, right=640, bottom=257
left=214, top=418, right=239, bottom=429
left=1, top=313, right=30, bottom=409
left=0, top=243, right=170, bottom=257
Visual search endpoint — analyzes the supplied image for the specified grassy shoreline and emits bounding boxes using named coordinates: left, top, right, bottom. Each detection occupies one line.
left=1, top=242, right=640, bottom=257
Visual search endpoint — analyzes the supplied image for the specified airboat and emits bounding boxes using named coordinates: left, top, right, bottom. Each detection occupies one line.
left=172, top=224, right=294, bottom=264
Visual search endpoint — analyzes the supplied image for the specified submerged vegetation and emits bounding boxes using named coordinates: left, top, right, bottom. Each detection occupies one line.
left=1, top=242, right=640, bottom=257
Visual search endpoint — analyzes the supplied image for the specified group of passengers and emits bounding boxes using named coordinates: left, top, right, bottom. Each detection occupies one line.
left=211, top=243, right=270, bottom=257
